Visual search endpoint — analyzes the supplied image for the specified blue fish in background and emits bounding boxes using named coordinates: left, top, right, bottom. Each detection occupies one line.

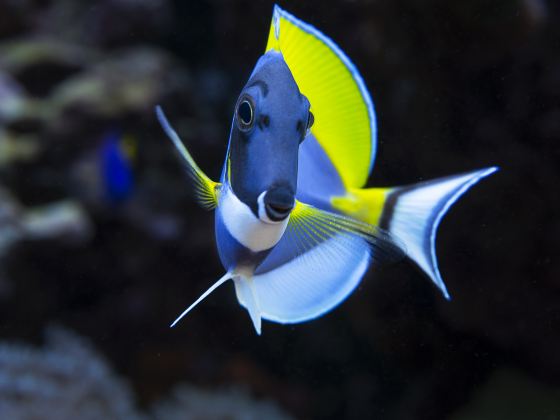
left=99, top=130, right=135, bottom=205
left=157, top=6, right=497, bottom=335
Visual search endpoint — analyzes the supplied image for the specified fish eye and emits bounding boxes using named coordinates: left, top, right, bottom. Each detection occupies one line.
left=306, top=111, right=314, bottom=131
left=236, top=97, right=254, bottom=131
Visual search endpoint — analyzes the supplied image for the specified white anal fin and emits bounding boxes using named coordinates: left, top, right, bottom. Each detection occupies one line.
left=233, top=277, right=262, bottom=335
left=248, top=200, right=403, bottom=325
left=254, top=234, right=371, bottom=324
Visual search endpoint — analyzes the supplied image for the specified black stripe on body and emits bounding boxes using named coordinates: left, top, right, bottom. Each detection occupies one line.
left=379, top=186, right=414, bottom=230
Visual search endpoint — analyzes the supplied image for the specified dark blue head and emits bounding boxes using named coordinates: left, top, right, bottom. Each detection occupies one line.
left=227, top=51, right=313, bottom=222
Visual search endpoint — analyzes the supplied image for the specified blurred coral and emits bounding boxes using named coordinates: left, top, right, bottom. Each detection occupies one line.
left=49, top=47, right=179, bottom=119
left=0, top=326, right=294, bottom=420
left=0, top=326, right=146, bottom=420
left=0, top=187, right=92, bottom=258
left=152, top=384, right=294, bottom=420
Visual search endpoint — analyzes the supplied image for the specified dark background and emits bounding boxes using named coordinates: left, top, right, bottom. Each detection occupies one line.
left=0, top=0, right=558, bottom=419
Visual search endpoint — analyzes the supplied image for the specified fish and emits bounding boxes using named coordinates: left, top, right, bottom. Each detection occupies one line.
left=156, top=5, right=498, bottom=335
left=99, top=130, right=135, bottom=205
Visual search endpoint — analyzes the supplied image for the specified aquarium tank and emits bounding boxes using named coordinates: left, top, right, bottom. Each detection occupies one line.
left=0, top=1, right=557, bottom=419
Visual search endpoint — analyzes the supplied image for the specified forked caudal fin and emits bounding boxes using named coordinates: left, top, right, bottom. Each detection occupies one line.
left=380, top=167, right=498, bottom=299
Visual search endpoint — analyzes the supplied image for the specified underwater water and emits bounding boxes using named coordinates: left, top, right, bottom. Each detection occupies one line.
left=0, top=0, right=558, bottom=419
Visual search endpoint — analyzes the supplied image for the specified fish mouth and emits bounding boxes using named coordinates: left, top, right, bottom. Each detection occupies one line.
left=259, top=186, right=295, bottom=222
left=265, top=202, right=293, bottom=221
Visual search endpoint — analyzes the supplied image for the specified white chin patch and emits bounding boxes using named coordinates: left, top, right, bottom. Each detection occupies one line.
left=221, top=188, right=289, bottom=252
left=257, top=191, right=285, bottom=224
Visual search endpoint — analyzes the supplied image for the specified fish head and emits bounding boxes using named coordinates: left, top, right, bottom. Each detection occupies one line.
left=228, top=51, right=313, bottom=223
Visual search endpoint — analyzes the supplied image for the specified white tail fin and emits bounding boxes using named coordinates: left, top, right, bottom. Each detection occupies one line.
left=381, top=167, right=498, bottom=299
left=170, top=272, right=231, bottom=328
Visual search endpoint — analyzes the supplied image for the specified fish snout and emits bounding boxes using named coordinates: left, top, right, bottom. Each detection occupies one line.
left=258, top=186, right=295, bottom=223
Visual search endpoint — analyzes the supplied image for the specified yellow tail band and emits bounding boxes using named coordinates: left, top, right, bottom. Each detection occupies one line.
left=330, top=188, right=390, bottom=226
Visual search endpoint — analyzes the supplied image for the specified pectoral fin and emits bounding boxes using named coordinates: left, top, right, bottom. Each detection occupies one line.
left=288, top=201, right=405, bottom=263
left=156, top=106, right=220, bottom=210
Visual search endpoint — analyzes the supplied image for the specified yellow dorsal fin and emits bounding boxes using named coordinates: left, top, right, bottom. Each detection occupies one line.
left=266, top=6, right=377, bottom=189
